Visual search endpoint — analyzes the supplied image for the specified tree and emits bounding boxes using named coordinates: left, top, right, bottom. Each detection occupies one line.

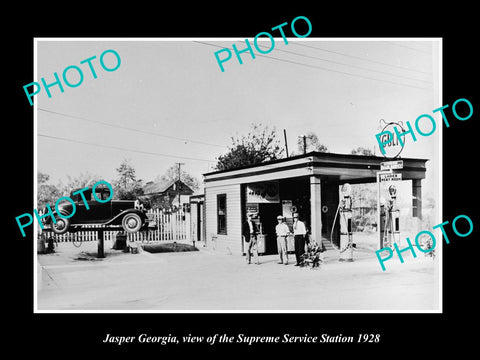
left=350, top=183, right=377, bottom=229
left=155, top=164, right=200, bottom=192
left=59, top=171, right=104, bottom=195
left=215, top=123, right=284, bottom=171
left=351, top=146, right=374, bottom=156
left=37, top=171, right=62, bottom=208
left=112, top=159, right=144, bottom=200
left=350, top=183, right=377, bottom=208
left=292, top=132, right=329, bottom=155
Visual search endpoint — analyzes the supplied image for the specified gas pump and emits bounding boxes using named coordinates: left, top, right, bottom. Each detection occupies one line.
left=338, top=183, right=354, bottom=262
left=382, top=184, right=400, bottom=248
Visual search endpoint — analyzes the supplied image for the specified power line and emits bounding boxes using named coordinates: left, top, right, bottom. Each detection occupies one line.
left=195, top=41, right=430, bottom=90
left=290, top=42, right=433, bottom=75
left=38, top=133, right=216, bottom=162
left=251, top=53, right=431, bottom=90
left=38, top=108, right=228, bottom=149
left=386, top=41, right=432, bottom=54
left=252, top=42, right=432, bottom=84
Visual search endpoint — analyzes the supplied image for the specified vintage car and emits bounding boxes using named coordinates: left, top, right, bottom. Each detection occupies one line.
left=43, top=184, right=153, bottom=235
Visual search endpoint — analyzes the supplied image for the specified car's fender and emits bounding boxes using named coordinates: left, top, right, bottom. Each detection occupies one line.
left=105, top=209, right=147, bottom=226
left=43, top=208, right=73, bottom=225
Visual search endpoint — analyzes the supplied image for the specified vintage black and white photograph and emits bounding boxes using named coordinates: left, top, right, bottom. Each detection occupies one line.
left=33, top=37, right=442, bottom=312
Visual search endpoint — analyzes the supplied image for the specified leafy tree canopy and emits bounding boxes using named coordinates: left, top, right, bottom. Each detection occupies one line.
left=293, top=132, right=329, bottom=155
left=37, top=171, right=62, bottom=208
left=112, top=159, right=144, bottom=200
left=351, top=146, right=374, bottom=156
left=155, top=164, right=200, bottom=192
left=60, top=171, right=104, bottom=194
left=215, top=123, right=284, bottom=171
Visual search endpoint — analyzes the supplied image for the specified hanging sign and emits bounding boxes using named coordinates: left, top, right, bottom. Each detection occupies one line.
left=380, top=160, right=404, bottom=170
left=282, top=200, right=293, bottom=217
left=246, top=181, right=280, bottom=203
left=379, top=173, right=402, bottom=182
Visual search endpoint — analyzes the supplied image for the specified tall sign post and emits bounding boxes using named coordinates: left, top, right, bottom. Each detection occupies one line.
left=377, top=165, right=403, bottom=249
left=339, top=183, right=354, bottom=262
left=376, top=120, right=405, bottom=249
left=377, top=169, right=391, bottom=249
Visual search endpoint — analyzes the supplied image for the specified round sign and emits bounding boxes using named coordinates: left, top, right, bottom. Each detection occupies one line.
left=322, top=205, right=328, bottom=213
left=340, top=183, right=352, bottom=198
left=290, top=205, right=297, bottom=213
left=378, top=121, right=406, bottom=158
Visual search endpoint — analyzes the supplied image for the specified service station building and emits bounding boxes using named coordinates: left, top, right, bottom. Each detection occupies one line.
left=202, top=151, right=428, bottom=256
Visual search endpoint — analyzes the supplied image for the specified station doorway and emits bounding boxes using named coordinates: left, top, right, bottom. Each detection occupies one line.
left=242, top=176, right=341, bottom=255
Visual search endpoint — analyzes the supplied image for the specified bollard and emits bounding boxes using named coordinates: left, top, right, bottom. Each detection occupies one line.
left=37, top=234, right=46, bottom=254
left=97, top=230, right=105, bottom=258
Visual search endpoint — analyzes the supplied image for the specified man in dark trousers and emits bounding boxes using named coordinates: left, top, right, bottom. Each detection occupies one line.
left=293, top=213, right=308, bottom=266
left=242, top=213, right=260, bottom=264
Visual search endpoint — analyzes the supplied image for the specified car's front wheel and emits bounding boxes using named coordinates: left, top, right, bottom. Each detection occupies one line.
left=51, top=216, right=70, bottom=235
left=122, top=213, right=142, bottom=233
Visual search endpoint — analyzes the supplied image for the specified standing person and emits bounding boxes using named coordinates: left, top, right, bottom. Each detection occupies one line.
left=242, top=213, right=259, bottom=265
left=293, top=213, right=307, bottom=266
left=275, top=215, right=290, bottom=265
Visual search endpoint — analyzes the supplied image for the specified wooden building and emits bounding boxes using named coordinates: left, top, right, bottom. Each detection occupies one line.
left=202, top=151, right=428, bottom=255
left=143, top=179, right=194, bottom=210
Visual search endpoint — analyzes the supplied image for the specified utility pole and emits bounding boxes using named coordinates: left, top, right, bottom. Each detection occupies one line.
left=175, top=162, right=185, bottom=211
left=283, top=129, right=289, bottom=158
left=298, top=135, right=307, bottom=154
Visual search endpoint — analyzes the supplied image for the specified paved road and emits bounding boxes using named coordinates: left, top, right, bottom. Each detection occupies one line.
left=37, top=240, right=439, bottom=312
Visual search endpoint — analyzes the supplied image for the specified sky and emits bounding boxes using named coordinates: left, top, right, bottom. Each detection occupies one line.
left=35, top=38, right=441, bottom=198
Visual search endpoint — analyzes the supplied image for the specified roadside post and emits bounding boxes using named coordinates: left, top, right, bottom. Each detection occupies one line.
left=339, top=183, right=354, bottom=262
left=377, top=160, right=403, bottom=249
left=97, top=229, right=105, bottom=258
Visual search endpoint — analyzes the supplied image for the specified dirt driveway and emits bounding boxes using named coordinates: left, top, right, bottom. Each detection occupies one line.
left=36, top=239, right=439, bottom=312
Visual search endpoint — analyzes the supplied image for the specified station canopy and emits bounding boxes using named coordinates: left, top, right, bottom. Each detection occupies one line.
left=203, top=151, right=427, bottom=184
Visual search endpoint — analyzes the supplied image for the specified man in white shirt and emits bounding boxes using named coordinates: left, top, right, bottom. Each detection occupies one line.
left=293, top=213, right=308, bottom=266
left=275, top=215, right=291, bottom=265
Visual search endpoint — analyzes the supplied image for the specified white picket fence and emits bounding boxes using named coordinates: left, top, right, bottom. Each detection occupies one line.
left=41, top=209, right=189, bottom=243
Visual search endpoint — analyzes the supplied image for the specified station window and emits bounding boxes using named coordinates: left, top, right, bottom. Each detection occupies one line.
left=217, top=194, right=227, bottom=235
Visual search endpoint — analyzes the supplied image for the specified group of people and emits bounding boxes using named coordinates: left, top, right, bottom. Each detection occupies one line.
left=242, top=212, right=309, bottom=266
